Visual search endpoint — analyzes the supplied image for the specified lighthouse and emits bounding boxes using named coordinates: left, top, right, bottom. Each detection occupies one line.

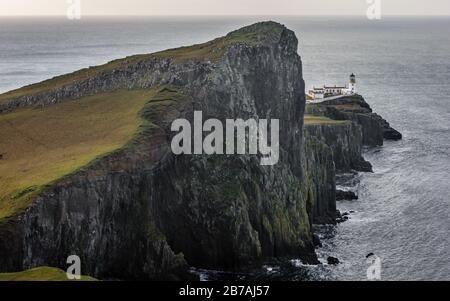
left=349, top=73, right=356, bottom=94
left=307, top=74, right=358, bottom=101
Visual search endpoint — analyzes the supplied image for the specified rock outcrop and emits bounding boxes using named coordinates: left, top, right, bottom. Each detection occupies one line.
left=304, top=122, right=372, bottom=173
left=336, top=189, right=358, bottom=201
left=305, top=95, right=402, bottom=146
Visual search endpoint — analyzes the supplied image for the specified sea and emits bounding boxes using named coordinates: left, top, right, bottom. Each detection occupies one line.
left=1, top=15, right=449, bottom=281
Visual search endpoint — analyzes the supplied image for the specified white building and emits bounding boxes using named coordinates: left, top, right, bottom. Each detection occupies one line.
left=308, top=74, right=356, bottom=101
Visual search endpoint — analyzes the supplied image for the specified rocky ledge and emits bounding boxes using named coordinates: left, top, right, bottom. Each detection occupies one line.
left=336, top=189, right=358, bottom=201
left=306, top=95, right=402, bottom=146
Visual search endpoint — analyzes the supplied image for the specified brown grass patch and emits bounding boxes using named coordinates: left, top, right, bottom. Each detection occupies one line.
left=0, top=267, right=97, bottom=281
left=304, top=115, right=349, bottom=125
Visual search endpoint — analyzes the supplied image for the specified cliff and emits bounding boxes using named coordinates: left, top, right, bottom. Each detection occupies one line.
left=302, top=131, right=336, bottom=224
left=304, top=120, right=372, bottom=173
left=302, top=94, right=402, bottom=224
left=0, top=22, right=324, bottom=280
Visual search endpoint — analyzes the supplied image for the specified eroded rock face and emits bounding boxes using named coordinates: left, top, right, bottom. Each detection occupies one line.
left=304, top=122, right=372, bottom=173
left=302, top=133, right=336, bottom=225
left=12, top=125, right=193, bottom=280
left=0, top=22, right=324, bottom=279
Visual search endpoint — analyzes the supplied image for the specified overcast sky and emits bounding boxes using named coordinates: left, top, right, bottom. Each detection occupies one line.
left=1, top=0, right=449, bottom=16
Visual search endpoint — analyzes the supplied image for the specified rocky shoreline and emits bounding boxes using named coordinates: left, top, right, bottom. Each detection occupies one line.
left=0, top=22, right=401, bottom=280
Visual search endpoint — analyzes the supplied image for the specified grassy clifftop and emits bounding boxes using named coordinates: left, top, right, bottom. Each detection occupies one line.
left=0, top=88, right=159, bottom=221
left=0, top=267, right=96, bottom=281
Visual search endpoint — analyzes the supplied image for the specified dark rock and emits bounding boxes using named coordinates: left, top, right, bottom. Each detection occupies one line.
left=313, top=234, right=322, bottom=248
left=383, top=127, right=402, bottom=140
left=355, top=160, right=373, bottom=172
left=336, top=189, right=358, bottom=201
left=341, top=216, right=349, bottom=222
left=335, top=210, right=349, bottom=223
left=327, top=256, right=340, bottom=265
left=366, top=253, right=375, bottom=258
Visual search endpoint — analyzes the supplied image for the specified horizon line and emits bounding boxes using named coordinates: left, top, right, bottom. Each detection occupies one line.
left=1, top=14, right=450, bottom=17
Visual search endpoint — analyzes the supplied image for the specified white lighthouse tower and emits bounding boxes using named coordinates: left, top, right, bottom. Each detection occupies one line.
left=349, top=73, right=356, bottom=94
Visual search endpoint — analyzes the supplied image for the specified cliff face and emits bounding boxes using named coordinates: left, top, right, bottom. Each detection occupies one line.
left=302, top=133, right=336, bottom=224
left=301, top=94, right=402, bottom=223
left=1, top=122, right=191, bottom=280
left=0, top=22, right=327, bottom=279
left=304, top=122, right=372, bottom=173
left=300, top=120, right=372, bottom=224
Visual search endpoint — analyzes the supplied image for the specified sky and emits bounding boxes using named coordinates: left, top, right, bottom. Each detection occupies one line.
left=0, top=0, right=449, bottom=16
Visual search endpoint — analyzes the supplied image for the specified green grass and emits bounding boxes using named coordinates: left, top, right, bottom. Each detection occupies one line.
left=304, top=115, right=349, bottom=125
left=0, top=267, right=97, bottom=281
left=0, top=88, right=159, bottom=221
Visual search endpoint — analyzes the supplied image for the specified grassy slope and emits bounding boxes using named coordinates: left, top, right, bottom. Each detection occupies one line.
left=0, top=267, right=97, bottom=281
left=304, top=114, right=349, bottom=125
left=0, top=89, right=158, bottom=221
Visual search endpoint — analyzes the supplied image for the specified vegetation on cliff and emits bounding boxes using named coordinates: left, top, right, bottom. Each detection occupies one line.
left=0, top=267, right=96, bottom=281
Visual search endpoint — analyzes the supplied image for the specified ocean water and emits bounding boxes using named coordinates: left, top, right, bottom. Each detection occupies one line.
left=1, top=16, right=449, bottom=281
